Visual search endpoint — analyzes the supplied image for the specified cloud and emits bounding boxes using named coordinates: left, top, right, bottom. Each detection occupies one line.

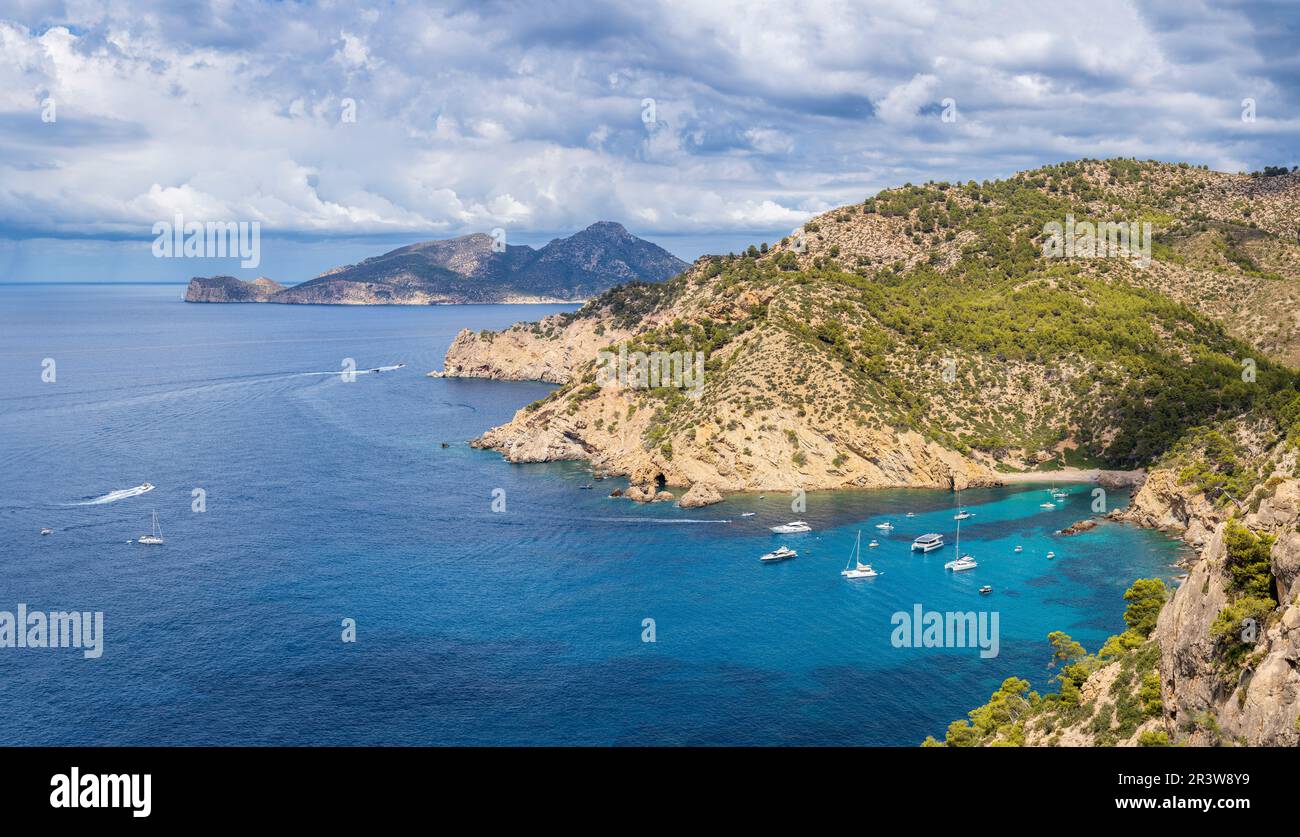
left=0, top=0, right=1293, bottom=248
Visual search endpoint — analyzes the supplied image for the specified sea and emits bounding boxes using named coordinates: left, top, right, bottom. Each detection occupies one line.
left=0, top=283, right=1185, bottom=745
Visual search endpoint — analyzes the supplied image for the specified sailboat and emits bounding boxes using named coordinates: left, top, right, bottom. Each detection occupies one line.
left=137, top=510, right=164, bottom=545
left=952, top=488, right=973, bottom=520
left=944, top=518, right=977, bottom=571
left=841, top=530, right=879, bottom=579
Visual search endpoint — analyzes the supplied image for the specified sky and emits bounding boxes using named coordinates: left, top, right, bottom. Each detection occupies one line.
left=0, top=0, right=1296, bottom=281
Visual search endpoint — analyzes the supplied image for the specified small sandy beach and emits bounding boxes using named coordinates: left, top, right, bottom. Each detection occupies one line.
left=996, top=467, right=1146, bottom=486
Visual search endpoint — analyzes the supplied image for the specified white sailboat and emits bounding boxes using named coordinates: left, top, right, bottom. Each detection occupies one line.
left=841, top=530, right=878, bottom=579
left=137, top=510, right=164, bottom=545
left=952, top=488, right=973, bottom=520
left=944, top=518, right=977, bottom=571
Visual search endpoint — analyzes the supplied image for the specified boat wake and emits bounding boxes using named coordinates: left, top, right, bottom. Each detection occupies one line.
left=68, top=483, right=154, bottom=505
left=594, top=517, right=731, bottom=525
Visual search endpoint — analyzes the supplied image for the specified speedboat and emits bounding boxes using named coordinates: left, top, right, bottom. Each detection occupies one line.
left=139, top=483, right=155, bottom=493
left=40, top=528, right=52, bottom=536
left=868, top=539, right=879, bottom=548
left=979, top=585, right=993, bottom=595
left=1039, top=502, right=1056, bottom=509
left=1014, top=545, right=1023, bottom=553
left=945, top=554, right=977, bottom=572
left=761, top=546, right=797, bottom=562
left=770, top=520, right=811, bottom=534
left=905, top=512, right=916, bottom=518
left=953, top=511, right=973, bottom=521
left=911, top=533, right=945, bottom=553
left=1046, top=551, right=1056, bottom=560
left=579, top=484, right=593, bottom=490
left=875, top=521, right=894, bottom=530
left=841, top=531, right=878, bottom=578
left=740, top=512, right=756, bottom=517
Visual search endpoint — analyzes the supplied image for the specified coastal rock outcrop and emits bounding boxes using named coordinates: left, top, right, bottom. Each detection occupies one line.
left=678, top=482, right=723, bottom=509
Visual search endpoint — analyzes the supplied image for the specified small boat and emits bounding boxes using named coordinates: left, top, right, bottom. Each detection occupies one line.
left=770, top=520, right=812, bottom=534
left=1046, top=551, right=1056, bottom=560
left=841, top=531, right=878, bottom=579
left=979, top=585, right=993, bottom=595
left=579, top=484, right=593, bottom=490
left=1039, top=502, right=1056, bottom=509
left=905, top=512, right=916, bottom=518
left=740, top=512, right=756, bottom=517
left=953, top=488, right=972, bottom=520
left=761, top=546, right=797, bottom=562
left=943, top=518, right=977, bottom=571
left=912, top=533, right=945, bottom=553
left=868, top=539, right=879, bottom=548
left=139, top=482, right=155, bottom=494
left=40, top=528, right=53, bottom=536
left=137, top=510, right=164, bottom=546
left=875, top=521, right=894, bottom=530
left=1014, top=545, right=1023, bottom=553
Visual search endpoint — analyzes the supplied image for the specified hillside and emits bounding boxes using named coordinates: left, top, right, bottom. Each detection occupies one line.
left=184, top=222, right=687, bottom=304
left=440, top=160, right=1300, bottom=500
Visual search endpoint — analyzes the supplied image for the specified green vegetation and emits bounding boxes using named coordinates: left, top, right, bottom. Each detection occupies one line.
left=924, top=579, right=1170, bottom=746
left=1209, top=522, right=1278, bottom=671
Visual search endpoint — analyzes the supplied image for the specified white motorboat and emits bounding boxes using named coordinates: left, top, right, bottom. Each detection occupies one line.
left=875, top=521, right=894, bottom=530
left=770, top=520, right=811, bottom=534
left=1039, top=502, right=1056, bottom=509
left=1014, top=545, right=1023, bottom=553
left=841, top=531, right=878, bottom=579
left=1046, top=551, right=1056, bottom=560
left=868, top=539, right=879, bottom=548
left=740, top=512, right=756, bottom=517
left=761, top=545, right=797, bottom=562
left=911, top=533, right=944, bottom=552
left=137, top=510, right=164, bottom=545
left=40, top=527, right=52, bottom=536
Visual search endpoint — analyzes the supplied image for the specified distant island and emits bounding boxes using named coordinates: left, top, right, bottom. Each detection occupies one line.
left=184, top=221, right=687, bottom=305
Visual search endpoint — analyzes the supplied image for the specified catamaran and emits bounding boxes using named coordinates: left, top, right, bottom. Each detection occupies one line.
left=911, top=532, right=944, bottom=553
left=761, top=545, right=797, bottom=562
left=841, top=531, right=878, bottom=579
left=944, top=519, right=977, bottom=571
left=770, top=520, right=811, bottom=534
left=137, top=510, right=164, bottom=545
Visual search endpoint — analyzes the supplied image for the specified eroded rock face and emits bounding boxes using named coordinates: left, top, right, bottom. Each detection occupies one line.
left=1148, top=473, right=1300, bottom=746
left=1118, top=469, right=1221, bottom=541
left=678, top=482, right=723, bottom=509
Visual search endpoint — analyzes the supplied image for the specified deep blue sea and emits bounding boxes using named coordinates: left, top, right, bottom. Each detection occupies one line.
left=0, top=284, right=1185, bottom=745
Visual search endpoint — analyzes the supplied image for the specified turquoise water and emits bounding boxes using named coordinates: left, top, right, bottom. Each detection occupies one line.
left=0, top=284, right=1184, bottom=745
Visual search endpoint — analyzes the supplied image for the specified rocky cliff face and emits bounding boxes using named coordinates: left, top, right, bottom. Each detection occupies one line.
left=1110, top=440, right=1300, bottom=746
left=183, top=222, right=688, bottom=305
